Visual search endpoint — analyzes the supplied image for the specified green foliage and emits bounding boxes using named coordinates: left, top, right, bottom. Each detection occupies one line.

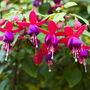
left=0, top=0, right=90, bottom=90
left=64, top=2, right=77, bottom=8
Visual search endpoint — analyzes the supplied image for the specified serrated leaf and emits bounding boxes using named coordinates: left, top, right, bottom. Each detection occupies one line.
left=64, top=68, right=82, bottom=88
left=70, top=14, right=89, bottom=25
left=53, top=12, right=66, bottom=23
left=64, top=2, right=77, bottom=8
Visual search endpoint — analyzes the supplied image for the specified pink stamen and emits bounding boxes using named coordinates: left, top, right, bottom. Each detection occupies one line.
left=83, top=59, right=87, bottom=72
left=5, top=43, right=9, bottom=61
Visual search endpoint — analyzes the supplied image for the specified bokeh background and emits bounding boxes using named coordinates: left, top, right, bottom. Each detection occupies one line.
left=0, top=0, right=90, bottom=90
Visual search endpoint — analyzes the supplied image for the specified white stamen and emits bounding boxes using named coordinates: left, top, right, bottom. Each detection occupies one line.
left=84, top=65, right=87, bottom=72
left=49, top=66, right=51, bottom=72
left=50, top=46, right=54, bottom=60
left=36, top=45, right=38, bottom=48
left=83, top=59, right=87, bottom=72
left=5, top=43, right=9, bottom=61
left=74, top=52, right=78, bottom=62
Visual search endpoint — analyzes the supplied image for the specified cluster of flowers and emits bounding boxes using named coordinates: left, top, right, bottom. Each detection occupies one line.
left=0, top=10, right=90, bottom=72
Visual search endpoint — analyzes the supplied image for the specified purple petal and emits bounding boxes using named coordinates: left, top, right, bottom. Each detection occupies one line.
left=45, top=34, right=52, bottom=47
left=3, top=31, right=14, bottom=43
left=51, top=34, right=58, bottom=47
left=32, top=0, right=39, bottom=7
left=68, top=36, right=82, bottom=50
left=53, top=0, right=61, bottom=4
left=45, top=54, right=52, bottom=61
left=79, top=48, right=88, bottom=59
left=27, top=24, right=39, bottom=35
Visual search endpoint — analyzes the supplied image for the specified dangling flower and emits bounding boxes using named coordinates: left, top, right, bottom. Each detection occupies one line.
left=32, top=0, right=39, bottom=7
left=0, top=21, right=24, bottom=61
left=73, top=18, right=81, bottom=30
left=27, top=24, right=39, bottom=48
left=67, top=36, right=82, bottom=62
left=58, top=25, right=87, bottom=61
left=78, top=48, right=87, bottom=72
left=45, top=54, right=52, bottom=72
left=37, top=20, right=65, bottom=59
left=78, top=45, right=90, bottom=72
left=17, top=10, right=48, bottom=48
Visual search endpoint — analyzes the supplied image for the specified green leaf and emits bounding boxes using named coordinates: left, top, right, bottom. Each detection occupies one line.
left=64, top=68, right=82, bottom=88
left=3, top=11, right=23, bottom=20
left=3, top=12, right=15, bottom=20
left=22, top=58, right=38, bottom=78
left=37, top=33, right=45, bottom=43
left=82, top=30, right=90, bottom=37
left=56, top=7, right=62, bottom=11
left=53, top=12, right=66, bottom=23
left=70, top=14, right=89, bottom=25
left=64, top=2, right=77, bottom=8
left=0, top=78, right=9, bottom=90
left=39, top=3, right=50, bottom=14
left=0, top=49, right=5, bottom=63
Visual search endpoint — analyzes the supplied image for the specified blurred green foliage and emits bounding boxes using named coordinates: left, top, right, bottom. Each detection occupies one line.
left=0, top=0, right=90, bottom=90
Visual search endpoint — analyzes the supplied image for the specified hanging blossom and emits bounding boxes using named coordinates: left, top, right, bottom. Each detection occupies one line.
left=77, top=45, right=90, bottom=72
left=17, top=10, right=48, bottom=48
left=58, top=25, right=87, bottom=61
left=58, top=24, right=90, bottom=72
left=33, top=43, right=56, bottom=72
left=36, top=20, right=65, bottom=59
left=0, top=21, right=25, bottom=61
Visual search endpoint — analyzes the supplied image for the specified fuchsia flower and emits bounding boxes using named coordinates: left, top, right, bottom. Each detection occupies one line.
left=77, top=45, right=90, bottom=72
left=57, top=24, right=90, bottom=72
left=73, top=18, right=81, bottom=30
left=36, top=20, right=65, bottom=59
left=0, top=21, right=24, bottom=61
left=33, top=43, right=53, bottom=72
left=17, top=10, right=48, bottom=48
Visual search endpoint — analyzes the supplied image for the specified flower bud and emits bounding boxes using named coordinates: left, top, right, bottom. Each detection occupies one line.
left=73, top=18, right=81, bottom=30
